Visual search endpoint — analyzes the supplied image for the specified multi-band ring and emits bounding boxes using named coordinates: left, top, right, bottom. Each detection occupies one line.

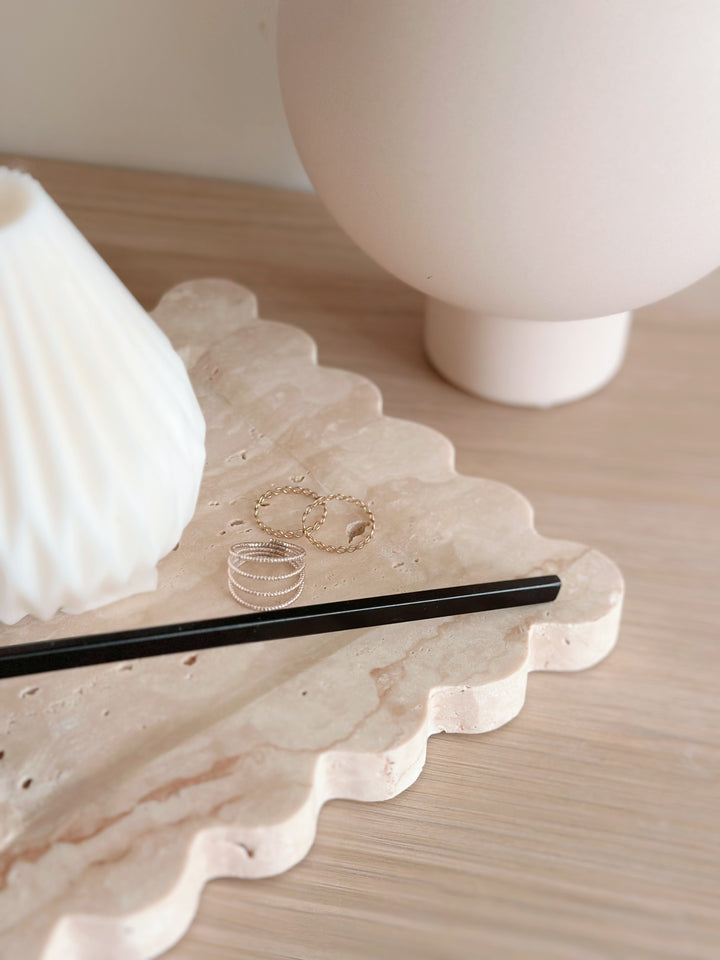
left=227, top=539, right=306, bottom=610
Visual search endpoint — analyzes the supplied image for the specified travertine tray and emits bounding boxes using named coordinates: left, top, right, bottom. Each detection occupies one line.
left=0, top=280, right=623, bottom=960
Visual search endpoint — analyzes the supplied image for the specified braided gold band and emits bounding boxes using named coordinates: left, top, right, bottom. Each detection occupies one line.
left=254, top=485, right=327, bottom=539
left=301, top=494, right=375, bottom=554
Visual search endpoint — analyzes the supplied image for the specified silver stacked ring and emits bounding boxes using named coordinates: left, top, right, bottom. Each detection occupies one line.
left=227, top=539, right=306, bottom=611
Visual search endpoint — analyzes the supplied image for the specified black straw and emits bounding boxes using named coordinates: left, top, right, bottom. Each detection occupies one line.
left=0, top=575, right=561, bottom=680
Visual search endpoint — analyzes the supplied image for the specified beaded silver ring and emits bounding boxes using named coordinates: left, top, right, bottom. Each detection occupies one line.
left=227, top=539, right=306, bottom=611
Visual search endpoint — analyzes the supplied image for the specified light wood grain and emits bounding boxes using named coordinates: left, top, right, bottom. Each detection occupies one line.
left=1, top=155, right=718, bottom=960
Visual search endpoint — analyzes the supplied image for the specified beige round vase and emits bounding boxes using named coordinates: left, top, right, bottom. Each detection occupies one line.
left=278, top=0, right=720, bottom=406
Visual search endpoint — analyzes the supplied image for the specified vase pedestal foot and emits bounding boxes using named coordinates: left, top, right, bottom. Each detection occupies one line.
left=424, top=298, right=632, bottom=408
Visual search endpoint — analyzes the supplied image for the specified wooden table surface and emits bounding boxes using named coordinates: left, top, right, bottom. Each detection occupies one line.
left=2, top=155, right=718, bottom=960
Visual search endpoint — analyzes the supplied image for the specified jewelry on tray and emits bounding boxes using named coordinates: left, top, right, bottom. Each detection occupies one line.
left=254, top=484, right=376, bottom=554
left=301, top=493, right=375, bottom=554
left=254, top=486, right=327, bottom=539
left=227, top=539, right=306, bottom=610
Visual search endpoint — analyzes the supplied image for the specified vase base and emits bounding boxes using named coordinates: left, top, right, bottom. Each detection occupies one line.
left=424, top=300, right=632, bottom=408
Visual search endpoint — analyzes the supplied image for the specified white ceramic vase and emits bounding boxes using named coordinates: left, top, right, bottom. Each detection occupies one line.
left=0, top=168, right=206, bottom=624
left=278, top=0, right=720, bottom=406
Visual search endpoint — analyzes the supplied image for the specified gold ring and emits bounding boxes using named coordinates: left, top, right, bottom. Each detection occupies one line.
left=301, top=494, right=375, bottom=554
left=254, top=485, right=327, bottom=539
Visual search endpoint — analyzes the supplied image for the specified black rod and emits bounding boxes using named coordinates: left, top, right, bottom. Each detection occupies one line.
left=0, top=575, right=561, bottom=680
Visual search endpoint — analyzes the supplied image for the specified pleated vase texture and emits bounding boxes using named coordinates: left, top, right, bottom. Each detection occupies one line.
left=0, top=168, right=206, bottom=624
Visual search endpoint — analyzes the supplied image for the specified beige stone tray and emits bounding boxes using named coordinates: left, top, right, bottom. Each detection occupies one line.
left=0, top=280, right=623, bottom=960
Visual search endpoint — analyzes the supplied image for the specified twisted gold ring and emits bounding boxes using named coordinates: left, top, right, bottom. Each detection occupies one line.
left=254, top=485, right=327, bottom=539
left=301, top=494, right=375, bottom=554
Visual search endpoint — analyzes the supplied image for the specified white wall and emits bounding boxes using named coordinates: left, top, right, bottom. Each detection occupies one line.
left=0, top=0, right=311, bottom=190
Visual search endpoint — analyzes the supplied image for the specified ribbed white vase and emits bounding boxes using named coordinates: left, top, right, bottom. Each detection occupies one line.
left=0, top=167, right=206, bottom=624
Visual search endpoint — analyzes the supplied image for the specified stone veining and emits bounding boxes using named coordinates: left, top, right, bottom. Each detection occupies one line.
left=0, top=280, right=623, bottom=960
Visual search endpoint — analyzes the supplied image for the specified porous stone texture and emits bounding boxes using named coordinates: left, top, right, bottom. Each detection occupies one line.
left=0, top=280, right=623, bottom=960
